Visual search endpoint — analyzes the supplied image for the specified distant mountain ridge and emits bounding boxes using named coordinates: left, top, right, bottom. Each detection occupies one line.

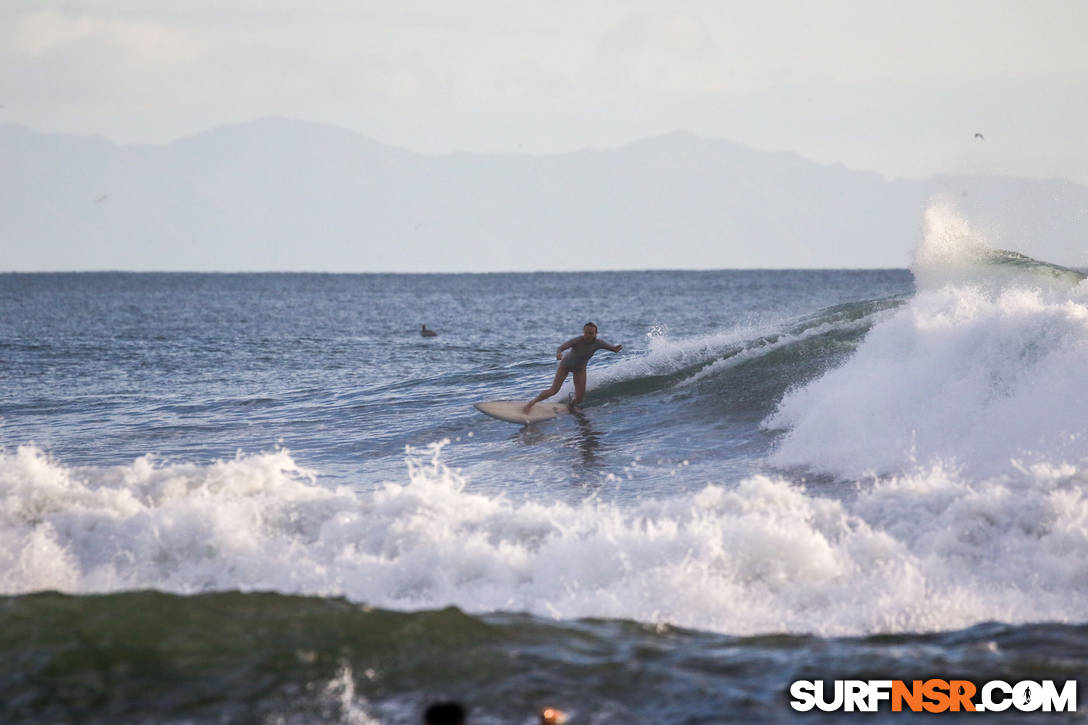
left=2, top=118, right=1084, bottom=271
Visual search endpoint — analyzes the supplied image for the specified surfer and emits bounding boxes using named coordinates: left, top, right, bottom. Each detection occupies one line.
left=523, top=322, right=622, bottom=413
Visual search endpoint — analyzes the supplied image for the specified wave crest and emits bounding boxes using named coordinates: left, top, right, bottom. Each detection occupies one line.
left=3, top=443, right=1087, bottom=636
left=768, top=206, right=1088, bottom=478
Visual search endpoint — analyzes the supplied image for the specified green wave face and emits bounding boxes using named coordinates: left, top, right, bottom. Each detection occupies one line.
left=987, top=247, right=1086, bottom=283
left=3, top=591, right=1085, bottom=725
left=590, top=295, right=906, bottom=419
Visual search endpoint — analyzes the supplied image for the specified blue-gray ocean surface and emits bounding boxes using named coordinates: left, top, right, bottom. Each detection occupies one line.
left=2, top=217, right=1087, bottom=722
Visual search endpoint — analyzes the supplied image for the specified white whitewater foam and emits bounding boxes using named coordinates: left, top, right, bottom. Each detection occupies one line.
left=3, top=442, right=1087, bottom=637
left=575, top=309, right=881, bottom=394
left=767, top=205, right=1088, bottom=478
left=676, top=312, right=886, bottom=388
left=558, top=323, right=765, bottom=396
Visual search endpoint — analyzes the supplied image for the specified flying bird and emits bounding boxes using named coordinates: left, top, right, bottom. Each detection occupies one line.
left=974, top=133, right=985, bottom=140
left=94, top=194, right=109, bottom=203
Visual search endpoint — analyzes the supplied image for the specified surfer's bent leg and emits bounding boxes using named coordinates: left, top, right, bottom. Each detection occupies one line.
left=525, top=364, right=570, bottom=412
left=571, top=369, right=586, bottom=407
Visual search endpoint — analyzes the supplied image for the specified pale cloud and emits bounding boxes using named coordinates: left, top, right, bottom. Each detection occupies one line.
left=382, top=68, right=426, bottom=100
left=595, top=14, right=726, bottom=95
left=1, top=1, right=1086, bottom=184
left=599, top=14, right=717, bottom=58
left=9, top=10, right=205, bottom=64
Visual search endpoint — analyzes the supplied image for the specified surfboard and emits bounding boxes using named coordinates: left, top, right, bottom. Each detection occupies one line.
left=474, top=400, right=570, bottom=425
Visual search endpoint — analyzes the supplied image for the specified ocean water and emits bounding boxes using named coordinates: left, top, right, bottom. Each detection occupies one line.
left=2, top=206, right=1087, bottom=723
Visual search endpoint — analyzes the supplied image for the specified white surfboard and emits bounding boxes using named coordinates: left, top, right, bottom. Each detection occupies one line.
left=474, top=400, right=570, bottom=425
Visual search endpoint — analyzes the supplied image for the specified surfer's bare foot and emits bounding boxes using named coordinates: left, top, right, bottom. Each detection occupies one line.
left=522, top=401, right=535, bottom=414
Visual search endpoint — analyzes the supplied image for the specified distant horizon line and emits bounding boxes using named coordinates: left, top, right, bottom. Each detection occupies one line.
left=0, top=267, right=913, bottom=275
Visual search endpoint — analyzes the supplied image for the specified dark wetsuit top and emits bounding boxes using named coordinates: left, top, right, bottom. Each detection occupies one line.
left=560, top=336, right=612, bottom=371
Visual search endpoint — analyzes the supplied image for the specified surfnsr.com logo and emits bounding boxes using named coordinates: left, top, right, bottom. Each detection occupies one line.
left=789, top=679, right=1078, bottom=713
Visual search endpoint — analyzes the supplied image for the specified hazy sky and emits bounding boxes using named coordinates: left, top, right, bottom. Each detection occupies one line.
left=3, top=0, right=1088, bottom=183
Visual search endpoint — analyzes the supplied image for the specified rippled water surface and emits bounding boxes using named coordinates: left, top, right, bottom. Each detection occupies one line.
left=3, top=210, right=1087, bottom=722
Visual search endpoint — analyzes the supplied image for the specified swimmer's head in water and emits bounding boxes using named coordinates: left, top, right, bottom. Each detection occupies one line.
left=583, top=321, right=597, bottom=339
left=423, top=702, right=465, bottom=725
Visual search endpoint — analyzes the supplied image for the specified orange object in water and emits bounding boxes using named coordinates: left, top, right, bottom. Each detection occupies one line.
left=540, top=707, right=567, bottom=725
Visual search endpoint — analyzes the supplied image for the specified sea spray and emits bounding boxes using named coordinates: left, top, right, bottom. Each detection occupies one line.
left=767, top=206, right=1088, bottom=478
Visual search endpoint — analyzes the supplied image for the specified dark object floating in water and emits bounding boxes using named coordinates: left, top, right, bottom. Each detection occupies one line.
left=424, top=702, right=465, bottom=725
left=421, top=324, right=438, bottom=337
